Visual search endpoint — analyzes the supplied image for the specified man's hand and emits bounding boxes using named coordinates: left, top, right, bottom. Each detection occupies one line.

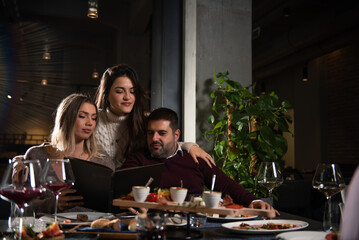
left=248, top=200, right=280, bottom=216
left=58, top=189, right=84, bottom=211
left=189, top=145, right=216, bottom=168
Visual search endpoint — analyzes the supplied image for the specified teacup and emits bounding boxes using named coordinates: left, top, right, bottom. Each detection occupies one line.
left=170, top=187, right=188, bottom=203
left=202, top=191, right=221, bottom=208
left=132, top=186, right=150, bottom=202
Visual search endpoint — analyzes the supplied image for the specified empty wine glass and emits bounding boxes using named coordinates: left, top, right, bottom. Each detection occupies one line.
left=257, top=161, right=284, bottom=206
left=312, top=163, right=345, bottom=232
left=0, top=160, right=45, bottom=240
left=41, top=159, right=75, bottom=222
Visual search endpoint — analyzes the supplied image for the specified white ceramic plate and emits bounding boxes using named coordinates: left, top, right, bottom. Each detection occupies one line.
left=275, top=231, right=327, bottom=240
left=206, top=214, right=258, bottom=222
left=222, top=219, right=309, bottom=234
left=40, top=212, right=114, bottom=226
left=166, top=219, right=187, bottom=227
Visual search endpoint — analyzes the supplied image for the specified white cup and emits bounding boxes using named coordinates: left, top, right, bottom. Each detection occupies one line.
left=132, top=186, right=150, bottom=202
left=202, top=191, right=221, bottom=208
left=170, top=187, right=188, bottom=203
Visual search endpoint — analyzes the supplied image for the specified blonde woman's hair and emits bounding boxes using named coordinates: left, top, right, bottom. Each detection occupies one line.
left=51, top=93, right=100, bottom=159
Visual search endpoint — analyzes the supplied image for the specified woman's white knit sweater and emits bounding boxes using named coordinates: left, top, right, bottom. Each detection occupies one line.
left=95, top=109, right=129, bottom=169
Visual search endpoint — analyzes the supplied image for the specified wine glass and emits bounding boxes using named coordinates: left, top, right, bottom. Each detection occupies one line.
left=0, top=160, right=45, bottom=240
left=41, top=159, right=75, bottom=222
left=257, top=161, right=284, bottom=206
left=312, top=163, right=345, bottom=232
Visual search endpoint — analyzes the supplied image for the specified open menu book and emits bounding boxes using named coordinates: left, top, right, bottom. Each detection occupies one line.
left=69, top=158, right=164, bottom=212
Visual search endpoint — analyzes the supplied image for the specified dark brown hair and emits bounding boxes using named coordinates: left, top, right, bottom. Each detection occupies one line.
left=95, top=64, right=148, bottom=155
left=148, top=107, right=179, bottom=133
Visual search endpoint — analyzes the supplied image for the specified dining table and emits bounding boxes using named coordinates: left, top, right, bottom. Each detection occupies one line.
left=0, top=210, right=324, bottom=240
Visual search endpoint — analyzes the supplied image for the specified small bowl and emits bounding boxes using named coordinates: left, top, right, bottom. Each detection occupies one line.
left=170, top=187, right=188, bottom=204
left=132, top=186, right=150, bottom=202
left=202, top=191, right=222, bottom=208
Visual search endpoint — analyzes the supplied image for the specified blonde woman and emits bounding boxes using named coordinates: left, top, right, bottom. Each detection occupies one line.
left=24, top=93, right=113, bottom=212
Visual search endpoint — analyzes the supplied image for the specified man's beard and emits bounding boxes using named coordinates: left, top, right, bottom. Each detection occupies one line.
left=150, top=141, right=173, bottom=158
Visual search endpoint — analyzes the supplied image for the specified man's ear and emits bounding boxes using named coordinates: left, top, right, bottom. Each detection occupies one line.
left=174, top=129, right=180, bottom=142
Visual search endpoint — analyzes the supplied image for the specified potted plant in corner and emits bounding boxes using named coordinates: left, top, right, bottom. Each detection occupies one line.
left=203, top=71, right=292, bottom=198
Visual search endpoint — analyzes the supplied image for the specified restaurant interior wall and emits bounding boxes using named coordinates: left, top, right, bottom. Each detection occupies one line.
left=256, top=43, right=359, bottom=181
left=252, top=0, right=359, bottom=179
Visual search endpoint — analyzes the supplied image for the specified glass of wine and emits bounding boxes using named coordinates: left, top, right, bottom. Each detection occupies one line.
left=41, top=159, right=75, bottom=222
left=312, top=163, right=345, bottom=232
left=257, top=161, right=284, bottom=206
left=0, top=159, right=45, bottom=240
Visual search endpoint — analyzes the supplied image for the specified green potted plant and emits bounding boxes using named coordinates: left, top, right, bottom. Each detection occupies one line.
left=204, top=71, right=292, bottom=198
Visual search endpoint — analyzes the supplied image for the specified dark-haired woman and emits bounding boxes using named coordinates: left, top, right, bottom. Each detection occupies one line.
left=95, top=64, right=214, bottom=170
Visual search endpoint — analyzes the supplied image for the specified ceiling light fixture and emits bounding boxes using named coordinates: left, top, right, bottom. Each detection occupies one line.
left=92, top=71, right=99, bottom=79
left=87, top=0, right=99, bottom=19
left=19, top=93, right=27, bottom=102
left=7, top=94, right=12, bottom=99
left=41, top=78, right=48, bottom=85
left=283, top=8, right=290, bottom=17
left=42, top=44, right=51, bottom=60
left=302, top=63, right=308, bottom=82
left=92, top=64, right=99, bottom=78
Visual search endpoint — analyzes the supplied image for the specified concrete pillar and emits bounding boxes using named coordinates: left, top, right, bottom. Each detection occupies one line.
left=183, top=0, right=197, bottom=142
left=191, top=0, right=252, bottom=150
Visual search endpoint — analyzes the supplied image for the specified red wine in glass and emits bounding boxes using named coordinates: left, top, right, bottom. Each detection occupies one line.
left=0, top=187, right=45, bottom=208
left=41, top=158, right=75, bottom=222
left=43, top=182, right=74, bottom=195
left=0, top=160, right=45, bottom=240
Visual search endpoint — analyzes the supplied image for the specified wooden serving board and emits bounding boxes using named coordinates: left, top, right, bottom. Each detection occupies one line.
left=68, top=231, right=136, bottom=239
left=67, top=225, right=136, bottom=239
left=112, top=199, right=275, bottom=218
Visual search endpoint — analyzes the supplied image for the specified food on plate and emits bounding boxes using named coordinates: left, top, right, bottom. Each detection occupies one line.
left=90, top=218, right=122, bottom=231
left=157, top=188, right=170, bottom=199
left=325, top=232, right=338, bottom=240
left=16, top=222, right=64, bottom=240
left=122, top=188, right=173, bottom=204
left=91, top=218, right=112, bottom=228
left=225, top=203, right=244, bottom=209
left=128, top=218, right=137, bottom=231
left=167, top=214, right=183, bottom=224
left=108, top=219, right=122, bottom=231
left=16, top=226, right=37, bottom=240
left=147, top=192, right=158, bottom=202
left=233, top=222, right=298, bottom=230
left=121, top=191, right=135, bottom=201
left=221, top=194, right=243, bottom=209
left=76, top=213, right=88, bottom=222
left=191, top=197, right=205, bottom=207
left=37, top=222, right=65, bottom=239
